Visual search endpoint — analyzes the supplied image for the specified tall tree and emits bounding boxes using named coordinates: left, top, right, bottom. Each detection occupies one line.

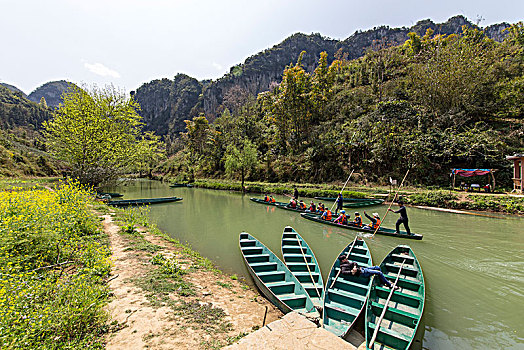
left=223, top=138, right=258, bottom=191
left=43, top=84, right=147, bottom=187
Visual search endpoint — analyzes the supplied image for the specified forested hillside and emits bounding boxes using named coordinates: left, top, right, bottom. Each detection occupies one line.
left=135, top=15, right=509, bottom=135
left=167, top=23, right=524, bottom=187
left=28, top=80, right=74, bottom=108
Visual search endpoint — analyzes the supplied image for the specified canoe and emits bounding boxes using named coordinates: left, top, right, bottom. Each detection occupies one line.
left=323, top=237, right=373, bottom=338
left=239, top=232, right=320, bottom=317
left=97, top=192, right=123, bottom=198
left=314, top=197, right=385, bottom=207
left=107, top=196, right=183, bottom=207
left=281, top=226, right=324, bottom=308
left=169, top=183, right=193, bottom=188
left=275, top=203, right=308, bottom=213
left=300, top=213, right=423, bottom=240
left=249, top=197, right=287, bottom=206
left=365, top=245, right=424, bottom=350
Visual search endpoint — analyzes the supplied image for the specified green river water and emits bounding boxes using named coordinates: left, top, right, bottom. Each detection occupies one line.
left=110, top=180, right=523, bottom=349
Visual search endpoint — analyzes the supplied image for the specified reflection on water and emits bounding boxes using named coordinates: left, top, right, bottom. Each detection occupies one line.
left=108, top=180, right=524, bottom=349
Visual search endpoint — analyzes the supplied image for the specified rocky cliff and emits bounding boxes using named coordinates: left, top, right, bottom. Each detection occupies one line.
left=134, top=15, right=510, bottom=137
left=28, top=80, right=74, bottom=108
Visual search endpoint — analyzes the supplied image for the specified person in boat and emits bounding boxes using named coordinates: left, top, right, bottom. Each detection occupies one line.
left=321, top=208, right=332, bottom=221
left=363, top=211, right=381, bottom=230
left=269, top=196, right=276, bottom=203
left=353, top=212, right=363, bottom=227
left=264, top=194, right=269, bottom=202
left=298, top=200, right=307, bottom=210
left=388, top=200, right=411, bottom=235
left=335, top=193, right=344, bottom=214
left=306, top=201, right=316, bottom=213
left=333, top=210, right=348, bottom=225
left=338, top=257, right=399, bottom=289
left=293, top=187, right=299, bottom=200
left=316, top=202, right=325, bottom=214
left=286, top=198, right=297, bottom=209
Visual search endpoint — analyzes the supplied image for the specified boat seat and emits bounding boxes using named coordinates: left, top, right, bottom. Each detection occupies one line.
left=330, top=278, right=369, bottom=296
left=324, top=300, right=361, bottom=319
left=266, top=281, right=295, bottom=294
left=281, top=238, right=300, bottom=246
left=375, top=286, right=423, bottom=308
left=279, top=293, right=307, bottom=309
left=292, top=271, right=321, bottom=283
left=384, top=263, right=419, bottom=277
left=383, top=274, right=421, bottom=291
left=240, top=246, right=263, bottom=255
left=249, top=262, right=277, bottom=272
left=257, top=270, right=285, bottom=283
left=245, top=254, right=270, bottom=263
left=370, top=301, right=420, bottom=328
left=285, top=262, right=317, bottom=272
left=367, top=321, right=412, bottom=345
left=327, top=288, right=366, bottom=309
left=283, top=253, right=312, bottom=262
left=281, top=246, right=307, bottom=254
left=391, top=254, right=414, bottom=262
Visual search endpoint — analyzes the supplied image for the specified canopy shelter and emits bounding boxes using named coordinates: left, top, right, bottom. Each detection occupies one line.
left=506, top=154, right=524, bottom=193
left=451, top=168, right=496, bottom=192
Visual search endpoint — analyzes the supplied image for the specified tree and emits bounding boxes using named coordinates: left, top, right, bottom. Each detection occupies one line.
left=223, top=138, right=258, bottom=192
left=133, top=131, right=165, bottom=178
left=43, top=84, right=147, bottom=188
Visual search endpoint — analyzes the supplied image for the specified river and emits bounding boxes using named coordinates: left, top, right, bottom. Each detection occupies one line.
left=108, top=180, right=524, bottom=349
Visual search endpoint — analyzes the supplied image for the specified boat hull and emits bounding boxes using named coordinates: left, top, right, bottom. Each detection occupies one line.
left=249, top=198, right=286, bottom=206
left=239, top=232, right=319, bottom=318
left=323, top=237, right=373, bottom=338
left=281, top=226, right=324, bottom=308
left=365, top=245, right=425, bottom=350
left=300, top=213, right=423, bottom=240
left=107, top=197, right=183, bottom=207
left=314, top=197, right=385, bottom=207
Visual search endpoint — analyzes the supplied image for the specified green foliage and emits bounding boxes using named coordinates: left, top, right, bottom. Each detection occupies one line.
left=0, top=181, right=110, bottom=348
left=44, top=84, right=157, bottom=188
left=224, top=138, right=258, bottom=188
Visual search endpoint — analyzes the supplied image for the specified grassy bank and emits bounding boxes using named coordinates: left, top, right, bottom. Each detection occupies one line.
left=191, top=178, right=524, bottom=215
left=0, top=181, right=111, bottom=349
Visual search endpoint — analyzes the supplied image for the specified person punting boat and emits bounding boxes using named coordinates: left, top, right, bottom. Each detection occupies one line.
left=388, top=200, right=411, bottom=235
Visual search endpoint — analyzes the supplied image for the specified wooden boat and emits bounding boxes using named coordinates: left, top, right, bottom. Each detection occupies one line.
left=365, top=245, right=425, bottom=350
left=107, top=196, right=183, bottom=207
left=249, top=197, right=286, bottom=206
left=300, top=213, right=423, bottom=240
left=314, top=197, right=385, bottom=207
left=275, top=202, right=308, bottom=213
left=323, top=237, right=373, bottom=338
left=97, top=192, right=123, bottom=198
left=239, top=232, right=319, bottom=318
left=169, top=183, right=193, bottom=188
left=281, top=226, right=324, bottom=308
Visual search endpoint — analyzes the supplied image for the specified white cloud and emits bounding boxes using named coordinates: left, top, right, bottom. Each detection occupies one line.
left=84, top=62, right=121, bottom=78
left=212, top=62, right=223, bottom=71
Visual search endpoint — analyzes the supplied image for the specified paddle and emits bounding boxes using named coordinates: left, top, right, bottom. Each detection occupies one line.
left=330, top=169, right=355, bottom=212
left=368, top=258, right=406, bottom=349
left=296, top=236, right=321, bottom=299
left=370, top=168, right=410, bottom=239
left=329, top=237, right=359, bottom=289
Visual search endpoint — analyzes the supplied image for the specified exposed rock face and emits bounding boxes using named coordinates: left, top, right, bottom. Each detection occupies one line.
left=133, top=74, right=203, bottom=136
left=135, top=15, right=512, bottom=137
left=28, top=80, right=74, bottom=108
left=0, top=83, right=27, bottom=97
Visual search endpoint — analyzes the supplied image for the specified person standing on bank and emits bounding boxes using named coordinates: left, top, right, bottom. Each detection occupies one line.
left=293, top=187, right=299, bottom=200
left=388, top=201, right=411, bottom=235
left=335, top=193, right=344, bottom=214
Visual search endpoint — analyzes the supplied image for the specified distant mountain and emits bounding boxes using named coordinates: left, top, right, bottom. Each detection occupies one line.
left=0, top=83, right=27, bottom=97
left=134, top=15, right=510, bottom=137
left=28, top=80, right=75, bottom=108
left=0, top=85, right=52, bottom=129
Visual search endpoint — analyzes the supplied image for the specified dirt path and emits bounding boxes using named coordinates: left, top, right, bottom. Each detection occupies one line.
left=102, top=212, right=282, bottom=349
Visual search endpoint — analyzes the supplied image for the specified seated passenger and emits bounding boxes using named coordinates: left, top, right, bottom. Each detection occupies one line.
left=286, top=198, right=297, bottom=208
left=269, top=196, right=276, bottom=203
left=363, top=211, right=381, bottom=230
left=298, top=200, right=307, bottom=210
left=334, top=210, right=348, bottom=225
left=321, top=209, right=332, bottom=221
left=264, top=194, right=269, bottom=202
left=353, top=212, right=363, bottom=227
left=307, top=201, right=316, bottom=213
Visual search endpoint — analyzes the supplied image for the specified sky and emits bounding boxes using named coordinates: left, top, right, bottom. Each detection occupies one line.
left=1, top=0, right=523, bottom=94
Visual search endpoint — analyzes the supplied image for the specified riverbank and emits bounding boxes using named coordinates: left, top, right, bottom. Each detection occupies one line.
left=187, top=178, right=524, bottom=215
left=104, top=206, right=282, bottom=349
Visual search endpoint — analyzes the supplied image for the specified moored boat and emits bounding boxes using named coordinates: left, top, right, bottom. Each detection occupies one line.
left=107, top=196, right=183, bottom=207
left=323, top=237, right=373, bottom=338
left=97, top=192, right=123, bottom=198
left=281, top=226, right=324, bottom=308
left=239, top=232, right=319, bottom=318
left=314, top=197, right=385, bottom=207
left=249, top=197, right=286, bottom=206
left=169, top=183, right=193, bottom=188
left=300, top=213, right=423, bottom=240
left=365, top=245, right=425, bottom=350
left=275, top=202, right=308, bottom=213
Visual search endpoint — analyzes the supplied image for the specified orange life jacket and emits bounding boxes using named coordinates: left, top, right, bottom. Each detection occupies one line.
left=299, top=202, right=307, bottom=210
left=326, top=210, right=332, bottom=220
left=353, top=215, right=362, bottom=227
left=372, top=218, right=381, bottom=229
left=270, top=198, right=275, bottom=203
left=264, top=195, right=269, bottom=202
